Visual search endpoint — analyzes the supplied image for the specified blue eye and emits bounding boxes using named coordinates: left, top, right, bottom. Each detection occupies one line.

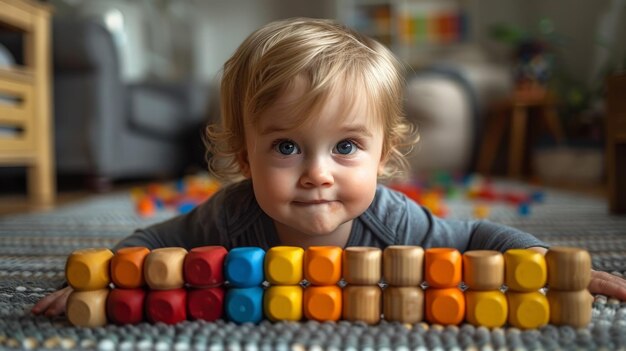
left=334, top=140, right=356, bottom=155
left=275, top=140, right=300, bottom=155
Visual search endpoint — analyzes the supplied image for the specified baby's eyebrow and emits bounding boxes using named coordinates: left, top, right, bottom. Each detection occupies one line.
left=259, top=123, right=374, bottom=137
left=340, top=124, right=374, bottom=137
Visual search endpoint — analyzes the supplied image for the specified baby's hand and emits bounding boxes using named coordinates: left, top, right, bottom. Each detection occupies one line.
left=31, top=286, right=73, bottom=317
left=588, top=270, right=626, bottom=300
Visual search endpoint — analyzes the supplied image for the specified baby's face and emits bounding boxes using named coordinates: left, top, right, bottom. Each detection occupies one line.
left=241, top=79, right=385, bottom=241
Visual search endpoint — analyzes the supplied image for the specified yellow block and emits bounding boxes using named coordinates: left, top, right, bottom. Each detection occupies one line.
left=264, top=285, right=303, bottom=322
left=265, top=246, right=304, bottom=285
left=507, top=291, right=549, bottom=329
left=465, top=290, right=507, bottom=328
left=65, top=248, right=114, bottom=291
left=504, top=249, right=547, bottom=291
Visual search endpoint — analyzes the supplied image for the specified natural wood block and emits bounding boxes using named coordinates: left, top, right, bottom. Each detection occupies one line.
left=424, top=287, right=465, bottom=325
left=547, top=289, right=593, bottom=328
left=183, top=246, right=228, bottom=287
left=383, top=245, right=424, bottom=286
left=383, top=286, right=424, bottom=324
left=465, top=290, right=508, bottom=328
left=507, top=291, right=549, bottom=329
left=144, top=247, right=188, bottom=290
left=424, top=248, right=462, bottom=288
left=265, top=246, right=304, bottom=285
left=545, top=247, right=591, bottom=291
left=343, top=247, right=381, bottom=285
left=462, top=250, right=504, bottom=290
left=65, top=248, right=114, bottom=291
left=504, top=249, right=546, bottom=291
left=264, top=285, right=303, bottom=322
left=111, top=247, right=150, bottom=289
left=304, top=246, right=343, bottom=285
left=342, top=285, right=381, bottom=325
left=303, top=285, right=342, bottom=322
left=66, top=289, right=109, bottom=327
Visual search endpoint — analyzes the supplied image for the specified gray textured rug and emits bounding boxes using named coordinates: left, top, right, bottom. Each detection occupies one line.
left=1, top=180, right=626, bottom=350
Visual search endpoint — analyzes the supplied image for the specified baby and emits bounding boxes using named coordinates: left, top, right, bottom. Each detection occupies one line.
left=33, top=17, right=626, bottom=317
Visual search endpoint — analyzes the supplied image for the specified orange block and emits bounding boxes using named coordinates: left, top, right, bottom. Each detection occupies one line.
left=424, top=248, right=462, bottom=288
left=111, top=247, right=150, bottom=288
left=303, top=285, right=342, bottom=322
left=304, top=246, right=342, bottom=285
left=425, top=287, right=465, bottom=325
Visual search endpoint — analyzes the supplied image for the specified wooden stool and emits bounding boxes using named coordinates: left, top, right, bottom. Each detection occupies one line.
left=477, top=87, right=565, bottom=178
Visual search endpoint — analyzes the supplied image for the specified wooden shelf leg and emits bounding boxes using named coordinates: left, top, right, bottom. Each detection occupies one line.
left=508, top=105, right=528, bottom=178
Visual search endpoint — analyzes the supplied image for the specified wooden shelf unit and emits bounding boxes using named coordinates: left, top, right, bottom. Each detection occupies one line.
left=0, top=0, right=54, bottom=206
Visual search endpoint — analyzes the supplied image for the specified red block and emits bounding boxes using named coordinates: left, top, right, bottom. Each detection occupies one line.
left=184, top=246, right=228, bottom=287
left=106, top=288, right=146, bottom=325
left=187, top=287, right=225, bottom=321
left=146, top=289, right=187, bottom=325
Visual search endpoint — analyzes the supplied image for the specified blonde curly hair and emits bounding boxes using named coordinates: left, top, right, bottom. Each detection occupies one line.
left=206, top=18, right=418, bottom=182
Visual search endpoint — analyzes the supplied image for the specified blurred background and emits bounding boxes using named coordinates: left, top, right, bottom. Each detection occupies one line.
left=0, top=0, right=625, bottom=204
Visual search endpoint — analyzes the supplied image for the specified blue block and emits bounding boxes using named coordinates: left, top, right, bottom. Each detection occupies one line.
left=177, top=202, right=196, bottom=214
left=225, top=287, right=264, bottom=324
left=518, top=202, right=531, bottom=216
left=225, top=247, right=265, bottom=287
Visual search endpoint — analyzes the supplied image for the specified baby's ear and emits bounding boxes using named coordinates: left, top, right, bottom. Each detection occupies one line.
left=237, top=150, right=252, bottom=178
left=377, top=152, right=388, bottom=176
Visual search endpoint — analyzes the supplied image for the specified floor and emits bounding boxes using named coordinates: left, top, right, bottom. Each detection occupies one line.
left=0, top=175, right=609, bottom=217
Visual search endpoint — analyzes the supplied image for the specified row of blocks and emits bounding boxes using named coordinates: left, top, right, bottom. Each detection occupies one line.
left=65, top=246, right=593, bottom=329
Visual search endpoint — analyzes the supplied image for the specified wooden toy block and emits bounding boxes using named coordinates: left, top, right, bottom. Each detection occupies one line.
left=106, top=288, right=146, bottom=325
left=224, top=247, right=266, bottom=288
left=504, top=249, right=547, bottom=291
left=264, top=285, right=303, bottom=322
left=383, top=286, right=424, bottom=324
left=145, top=288, right=187, bottom=325
left=382, top=245, right=424, bottom=286
left=184, top=246, right=228, bottom=287
left=473, top=204, right=490, bottom=219
left=187, top=287, right=225, bottom=322
left=225, top=287, right=264, bottom=324
left=424, top=287, right=465, bottom=325
left=462, top=250, right=504, bottom=291
left=547, top=289, right=593, bottom=328
left=65, top=248, right=114, bottom=291
left=303, top=285, right=342, bottom=322
left=66, top=289, right=109, bottom=327
left=465, top=290, right=507, bottom=328
left=265, top=246, right=304, bottom=285
left=342, top=285, right=381, bottom=325
left=343, top=247, right=382, bottom=285
left=110, top=247, right=150, bottom=289
left=424, top=248, right=462, bottom=288
left=506, top=291, right=549, bottom=329
left=303, top=246, right=342, bottom=285
left=545, top=247, right=591, bottom=291
left=144, top=247, right=188, bottom=290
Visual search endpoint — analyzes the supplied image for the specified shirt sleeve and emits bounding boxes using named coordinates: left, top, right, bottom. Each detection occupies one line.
left=384, top=187, right=548, bottom=252
left=112, top=183, right=235, bottom=252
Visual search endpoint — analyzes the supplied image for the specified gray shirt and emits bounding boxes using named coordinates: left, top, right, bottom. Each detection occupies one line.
left=114, top=179, right=547, bottom=252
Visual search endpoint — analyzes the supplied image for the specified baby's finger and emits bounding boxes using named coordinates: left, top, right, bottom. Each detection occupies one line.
left=589, top=271, right=626, bottom=300
left=31, top=286, right=72, bottom=316
left=44, top=288, right=72, bottom=317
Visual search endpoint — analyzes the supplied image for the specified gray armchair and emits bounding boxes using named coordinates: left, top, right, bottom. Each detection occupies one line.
left=53, top=17, right=209, bottom=188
